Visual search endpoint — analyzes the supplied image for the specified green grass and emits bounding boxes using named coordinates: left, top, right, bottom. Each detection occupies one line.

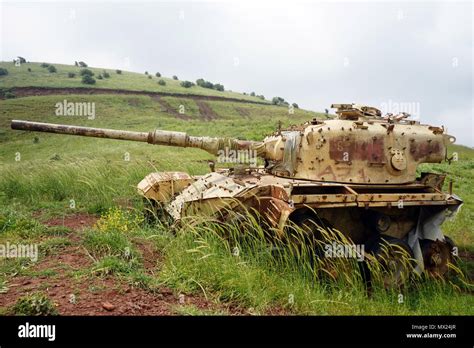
left=155, top=216, right=474, bottom=315
left=0, top=61, right=269, bottom=103
left=10, top=292, right=58, bottom=316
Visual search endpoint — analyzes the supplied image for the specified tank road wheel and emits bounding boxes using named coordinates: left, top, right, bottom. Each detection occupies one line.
left=366, top=235, right=415, bottom=289
left=420, top=236, right=456, bottom=277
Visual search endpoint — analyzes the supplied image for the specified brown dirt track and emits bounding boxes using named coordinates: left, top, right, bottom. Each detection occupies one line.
left=4, top=86, right=269, bottom=106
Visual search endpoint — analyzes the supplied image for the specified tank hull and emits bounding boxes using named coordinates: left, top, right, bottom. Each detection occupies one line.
left=138, top=168, right=462, bottom=275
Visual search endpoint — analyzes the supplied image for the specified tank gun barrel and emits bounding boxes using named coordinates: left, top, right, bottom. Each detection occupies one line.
left=10, top=120, right=263, bottom=156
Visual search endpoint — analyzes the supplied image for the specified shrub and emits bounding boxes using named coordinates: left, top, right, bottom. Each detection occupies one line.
left=213, top=84, right=224, bottom=91
left=116, top=69, right=122, bottom=74
left=258, top=95, right=265, bottom=100
left=40, top=63, right=49, bottom=68
left=82, top=74, right=96, bottom=85
left=292, top=102, right=299, bottom=109
left=47, top=65, right=57, bottom=73
left=155, top=72, right=161, bottom=77
left=67, top=72, right=76, bottom=78
left=250, top=92, right=256, bottom=96
left=12, top=292, right=58, bottom=316
left=180, top=80, right=195, bottom=88
left=148, top=75, right=152, bottom=79
left=158, top=79, right=166, bottom=86
left=5, top=91, right=15, bottom=99
left=97, top=74, right=103, bottom=79
left=172, top=75, right=178, bottom=80
left=80, top=68, right=94, bottom=76
left=196, top=78, right=205, bottom=86
left=27, top=68, right=32, bottom=72
left=0, top=68, right=8, bottom=76
left=103, top=71, right=110, bottom=78
left=78, top=61, right=88, bottom=67
left=144, top=71, right=148, bottom=75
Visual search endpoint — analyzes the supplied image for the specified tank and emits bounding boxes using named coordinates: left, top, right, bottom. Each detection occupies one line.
left=11, top=103, right=463, bottom=279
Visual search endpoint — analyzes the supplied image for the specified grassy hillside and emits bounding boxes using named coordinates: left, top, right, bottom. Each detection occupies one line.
left=0, top=61, right=269, bottom=103
left=0, top=62, right=472, bottom=316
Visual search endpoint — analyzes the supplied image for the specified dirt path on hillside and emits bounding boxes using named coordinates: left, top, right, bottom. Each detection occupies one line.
left=196, top=100, right=218, bottom=120
left=0, top=213, right=241, bottom=315
left=235, top=106, right=251, bottom=118
left=5, top=86, right=268, bottom=106
left=151, top=95, right=192, bottom=120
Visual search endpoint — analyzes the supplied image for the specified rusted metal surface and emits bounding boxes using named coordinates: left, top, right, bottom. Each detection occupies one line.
left=137, top=172, right=194, bottom=202
left=11, top=120, right=149, bottom=142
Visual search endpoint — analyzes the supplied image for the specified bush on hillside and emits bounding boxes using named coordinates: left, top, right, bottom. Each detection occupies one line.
left=47, top=65, right=57, bottom=73
left=82, top=75, right=96, bottom=85
left=180, top=80, right=195, bottom=88
left=158, top=79, right=166, bottom=86
left=155, top=72, right=161, bottom=77
left=0, top=68, right=8, bottom=76
left=213, top=84, right=224, bottom=91
left=67, top=72, right=76, bottom=78
left=80, top=69, right=94, bottom=77
left=272, top=96, right=288, bottom=106
left=196, top=78, right=224, bottom=91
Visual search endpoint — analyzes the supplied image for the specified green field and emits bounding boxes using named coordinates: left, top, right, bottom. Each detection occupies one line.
left=0, top=62, right=473, bottom=315
left=0, top=61, right=269, bottom=103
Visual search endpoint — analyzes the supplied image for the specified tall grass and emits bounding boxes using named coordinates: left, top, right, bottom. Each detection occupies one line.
left=0, top=159, right=150, bottom=214
left=155, top=209, right=474, bottom=315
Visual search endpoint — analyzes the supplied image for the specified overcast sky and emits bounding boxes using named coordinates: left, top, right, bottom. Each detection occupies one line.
left=1, top=0, right=472, bottom=145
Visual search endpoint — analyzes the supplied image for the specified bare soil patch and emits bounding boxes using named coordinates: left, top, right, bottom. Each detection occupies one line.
left=0, top=213, right=238, bottom=315
left=43, top=213, right=98, bottom=231
left=152, top=95, right=191, bottom=120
